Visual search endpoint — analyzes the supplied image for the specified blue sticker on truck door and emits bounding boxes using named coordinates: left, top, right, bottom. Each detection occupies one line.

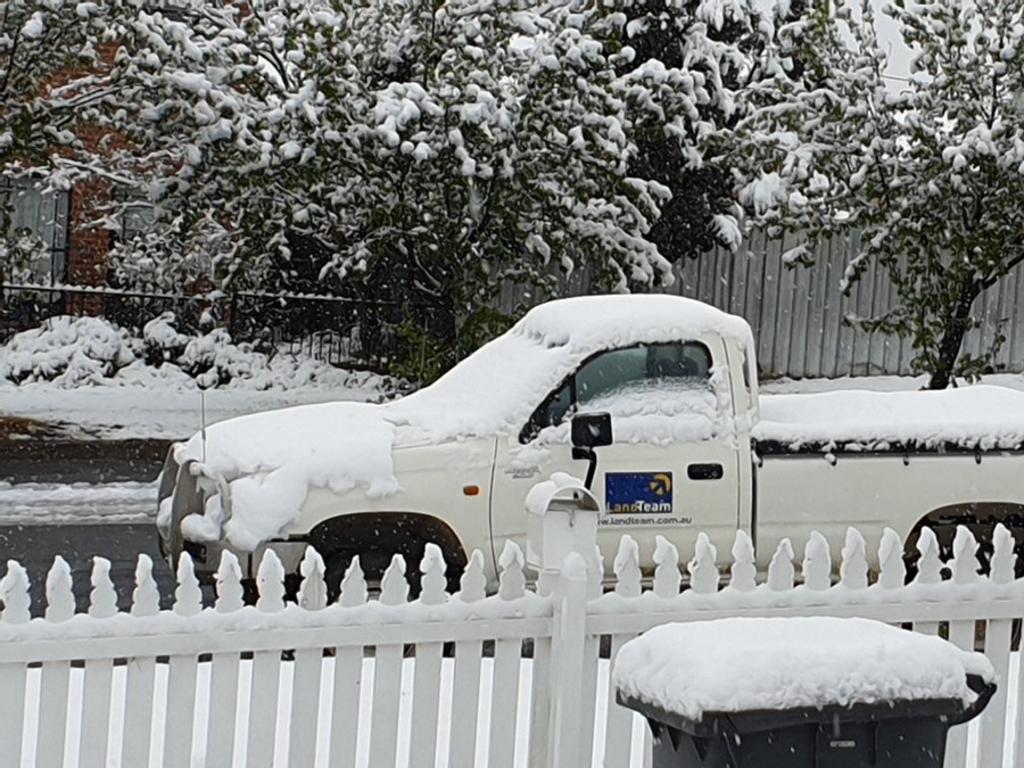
left=603, top=472, right=692, bottom=526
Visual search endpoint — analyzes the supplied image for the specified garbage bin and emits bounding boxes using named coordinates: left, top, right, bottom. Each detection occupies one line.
left=613, top=617, right=995, bottom=768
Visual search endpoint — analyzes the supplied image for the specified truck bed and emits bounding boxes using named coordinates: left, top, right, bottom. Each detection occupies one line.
left=754, top=386, right=1024, bottom=454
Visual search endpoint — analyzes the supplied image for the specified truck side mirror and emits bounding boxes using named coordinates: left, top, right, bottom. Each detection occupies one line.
left=571, top=412, right=613, bottom=449
left=571, top=412, right=612, bottom=490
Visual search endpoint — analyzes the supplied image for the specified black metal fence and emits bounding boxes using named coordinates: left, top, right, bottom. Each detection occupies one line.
left=0, top=284, right=444, bottom=371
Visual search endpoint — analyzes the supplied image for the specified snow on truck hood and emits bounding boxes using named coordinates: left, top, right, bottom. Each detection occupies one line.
left=175, top=295, right=752, bottom=549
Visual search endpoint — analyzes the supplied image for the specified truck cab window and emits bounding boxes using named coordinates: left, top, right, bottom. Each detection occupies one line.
left=576, top=343, right=711, bottom=408
left=528, top=379, right=573, bottom=435
left=520, top=341, right=713, bottom=442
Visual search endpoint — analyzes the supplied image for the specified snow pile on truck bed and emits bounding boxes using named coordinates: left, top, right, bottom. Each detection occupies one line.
left=613, top=617, right=994, bottom=721
left=756, top=385, right=1024, bottom=449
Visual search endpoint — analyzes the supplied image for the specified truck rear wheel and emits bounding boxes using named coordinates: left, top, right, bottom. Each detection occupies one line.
left=903, top=505, right=1024, bottom=582
left=904, top=507, right=1024, bottom=650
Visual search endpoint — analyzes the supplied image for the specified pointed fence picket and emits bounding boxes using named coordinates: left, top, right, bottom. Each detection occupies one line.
left=449, top=552, right=488, bottom=768
left=38, top=554, right=73, bottom=768
left=0, top=561, right=29, bottom=766
left=3, top=520, right=1024, bottom=768
left=289, top=549, right=327, bottom=768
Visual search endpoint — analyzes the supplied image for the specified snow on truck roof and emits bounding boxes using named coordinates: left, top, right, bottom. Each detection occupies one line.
left=512, top=294, right=755, bottom=351
left=388, top=294, right=754, bottom=440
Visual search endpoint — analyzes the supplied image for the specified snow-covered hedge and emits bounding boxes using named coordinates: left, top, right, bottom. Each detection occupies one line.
left=0, top=314, right=392, bottom=391
left=0, top=317, right=138, bottom=387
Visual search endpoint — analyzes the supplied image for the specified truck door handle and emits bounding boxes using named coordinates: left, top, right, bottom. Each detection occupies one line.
left=688, top=463, right=724, bottom=481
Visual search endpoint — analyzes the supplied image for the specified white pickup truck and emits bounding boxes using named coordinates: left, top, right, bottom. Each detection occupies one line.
left=157, top=294, right=1024, bottom=590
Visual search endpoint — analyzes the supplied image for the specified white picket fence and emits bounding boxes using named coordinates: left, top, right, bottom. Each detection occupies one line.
left=1, top=518, right=1024, bottom=768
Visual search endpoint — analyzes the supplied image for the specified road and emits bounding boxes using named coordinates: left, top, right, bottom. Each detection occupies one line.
left=0, top=522, right=178, bottom=616
left=0, top=437, right=179, bottom=615
left=0, top=439, right=168, bottom=484
left=0, top=438, right=179, bottom=615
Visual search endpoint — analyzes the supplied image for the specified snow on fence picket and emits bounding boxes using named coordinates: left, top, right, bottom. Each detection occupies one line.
left=2, top=520, right=1024, bottom=768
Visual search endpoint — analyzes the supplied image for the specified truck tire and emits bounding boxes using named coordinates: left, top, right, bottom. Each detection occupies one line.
left=904, top=505, right=1024, bottom=650
left=903, top=503, right=1024, bottom=582
left=308, top=512, right=468, bottom=602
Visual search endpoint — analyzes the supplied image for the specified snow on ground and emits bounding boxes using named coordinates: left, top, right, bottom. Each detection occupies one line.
left=0, top=481, right=157, bottom=525
left=0, top=370, right=396, bottom=441
left=16, top=653, right=1014, bottom=768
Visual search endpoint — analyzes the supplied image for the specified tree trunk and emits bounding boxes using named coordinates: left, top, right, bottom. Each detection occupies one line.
left=927, top=280, right=980, bottom=390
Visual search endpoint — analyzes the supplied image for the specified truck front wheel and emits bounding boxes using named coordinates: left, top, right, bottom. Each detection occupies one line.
left=307, top=513, right=469, bottom=601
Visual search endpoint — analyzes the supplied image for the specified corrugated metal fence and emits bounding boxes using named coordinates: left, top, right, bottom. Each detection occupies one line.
left=502, top=231, right=1024, bottom=379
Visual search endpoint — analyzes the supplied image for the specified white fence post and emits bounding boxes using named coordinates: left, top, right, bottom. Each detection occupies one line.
left=548, top=552, right=590, bottom=768
left=525, top=475, right=603, bottom=767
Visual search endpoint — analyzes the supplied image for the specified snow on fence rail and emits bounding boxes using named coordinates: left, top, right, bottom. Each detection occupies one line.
left=1, top=522, right=1024, bottom=768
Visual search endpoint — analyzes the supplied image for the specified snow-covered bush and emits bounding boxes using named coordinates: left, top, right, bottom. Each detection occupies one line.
left=0, top=314, right=395, bottom=391
left=140, top=313, right=254, bottom=385
left=177, top=328, right=265, bottom=388
left=141, top=312, right=192, bottom=366
left=0, top=317, right=139, bottom=386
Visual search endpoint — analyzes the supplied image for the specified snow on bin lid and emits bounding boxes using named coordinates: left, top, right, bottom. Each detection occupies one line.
left=613, top=617, right=995, bottom=722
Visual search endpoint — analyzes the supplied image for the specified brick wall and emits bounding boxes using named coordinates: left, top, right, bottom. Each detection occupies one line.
left=52, top=43, right=122, bottom=316
left=65, top=175, right=112, bottom=315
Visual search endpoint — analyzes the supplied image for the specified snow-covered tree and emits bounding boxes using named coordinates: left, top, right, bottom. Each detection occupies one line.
left=733, top=0, right=1024, bottom=389
left=615, top=0, right=776, bottom=259
left=107, top=0, right=660, bottom=337
left=105, top=0, right=772, bottom=371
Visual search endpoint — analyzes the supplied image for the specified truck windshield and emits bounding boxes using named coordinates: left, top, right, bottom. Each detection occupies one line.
left=521, top=341, right=713, bottom=441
